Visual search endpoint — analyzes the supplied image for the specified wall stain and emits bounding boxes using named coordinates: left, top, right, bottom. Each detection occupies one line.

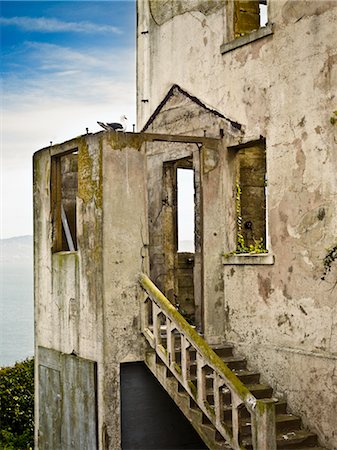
left=282, top=284, right=292, bottom=300
left=258, top=274, right=273, bottom=303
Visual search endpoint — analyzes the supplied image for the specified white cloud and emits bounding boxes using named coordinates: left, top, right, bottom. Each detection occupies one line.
left=3, top=41, right=136, bottom=109
left=0, top=16, right=121, bottom=34
left=1, top=43, right=136, bottom=238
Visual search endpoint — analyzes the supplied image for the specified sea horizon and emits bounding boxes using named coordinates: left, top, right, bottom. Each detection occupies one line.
left=0, top=235, right=34, bottom=367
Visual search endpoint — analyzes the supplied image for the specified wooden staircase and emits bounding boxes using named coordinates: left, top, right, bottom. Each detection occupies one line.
left=139, top=273, right=326, bottom=450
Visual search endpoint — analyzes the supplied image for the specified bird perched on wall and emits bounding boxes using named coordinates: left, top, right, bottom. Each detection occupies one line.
left=97, top=115, right=127, bottom=132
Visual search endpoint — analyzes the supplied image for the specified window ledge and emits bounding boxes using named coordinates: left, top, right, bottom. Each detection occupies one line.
left=52, top=250, right=78, bottom=256
left=222, top=253, right=274, bottom=265
left=220, top=24, right=273, bottom=55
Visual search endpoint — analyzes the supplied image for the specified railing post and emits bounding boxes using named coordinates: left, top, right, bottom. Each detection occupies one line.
left=152, top=303, right=160, bottom=348
left=196, top=352, right=207, bottom=405
left=181, top=335, right=190, bottom=389
left=213, top=373, right=224, bottom=428
left=252, top=399, right=277, bottom=450
left=231, top=391, right=242, bottom=449
left=141, top=296, right=150, bottom=332
left=167, top=320, right=175, bottom=367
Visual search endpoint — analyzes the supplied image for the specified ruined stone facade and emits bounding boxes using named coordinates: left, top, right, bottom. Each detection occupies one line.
left=137, top=0, right=337, bottom=448
left=34, top=1, right=337, bottom=449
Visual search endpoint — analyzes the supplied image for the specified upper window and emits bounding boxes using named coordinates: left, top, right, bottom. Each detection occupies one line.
left=234, top=0, right=268, bottom=38
left=229, top=139, right=267, bottom=254
left=221, top=0, right=271, bottom=54
left=51, top=150, right=78, bottom=252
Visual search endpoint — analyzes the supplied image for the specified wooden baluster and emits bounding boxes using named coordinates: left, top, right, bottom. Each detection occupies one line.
left=181, top=335, right=191, bottom=391
left=141, top=297, right=155, bottom=346
left=196, top=352, right=206, bottom=405
left=167, top=321, right=175, bottom=369
left=251, top=399, right=276, bottom=450
left=140, top=295, right=147, bottom=333
left=152, top=303, right=160, bottom=349
left=231, top=391, right=242, bottom=449
left=214, top=373, right=225, bottom=429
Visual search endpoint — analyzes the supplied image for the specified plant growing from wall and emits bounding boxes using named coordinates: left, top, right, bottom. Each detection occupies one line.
left=321, top=243, right=337, bottom=289
left=225, top=181, right=268, bottom=256
left=0, top=358, right=34, bottom=449
left=330, top=110, right=337, bottom=125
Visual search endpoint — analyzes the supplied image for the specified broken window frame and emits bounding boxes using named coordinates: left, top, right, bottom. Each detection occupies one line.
left=234, top=0, right=268, bottom=39
left=230, top=138, right=268, bottom=254
left=51, top=149, right=78, bottom=253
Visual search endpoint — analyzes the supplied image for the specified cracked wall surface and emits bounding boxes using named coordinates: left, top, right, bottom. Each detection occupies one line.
left=137, top=0, right=337, bottom=447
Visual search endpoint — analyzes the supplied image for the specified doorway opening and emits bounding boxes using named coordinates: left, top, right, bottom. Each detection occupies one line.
left=177, top=167, right=195, bottom=253
left=162, top=156, right=199, bottom=326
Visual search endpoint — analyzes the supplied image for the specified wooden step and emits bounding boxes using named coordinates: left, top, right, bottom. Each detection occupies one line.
left=281, top=448, right=326, bottom=450
left=277, top=430, right=318, bottom=448
left=239, top=413, right=302, bottom=436
left=211, top=344, right=234, bottom=358
left=242, top=429, right=319, bottom=449
left=246, top=383, right=273, bottom=398
left=231, top=368, right=260, bottom=384
left=220, top=355, right=247, bottom=370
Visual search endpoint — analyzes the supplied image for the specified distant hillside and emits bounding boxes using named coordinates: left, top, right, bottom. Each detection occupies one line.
left=0, top=235, right=33, bottom=265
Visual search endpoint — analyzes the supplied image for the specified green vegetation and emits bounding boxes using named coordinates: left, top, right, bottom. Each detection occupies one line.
left=330, top=110, right=337, bottom=125
left=0, top=358, right=34, bottom=449
left=224, top=181, right=268, bottom=257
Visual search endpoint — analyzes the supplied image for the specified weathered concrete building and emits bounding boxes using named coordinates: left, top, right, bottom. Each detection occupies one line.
left=34, top=1, right=337, bottom=449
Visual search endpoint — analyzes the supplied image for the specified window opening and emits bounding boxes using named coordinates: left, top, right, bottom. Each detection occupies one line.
left=51, top=150, right=78, bottom=252
left=177, top=168, right=195, bottom=253
left=234, top=0, right=268, bottom=38
left=236, top=141, right=267, bottom=252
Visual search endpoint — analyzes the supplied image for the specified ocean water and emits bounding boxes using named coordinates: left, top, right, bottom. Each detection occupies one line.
left=0, top=236, right=34, bottom=367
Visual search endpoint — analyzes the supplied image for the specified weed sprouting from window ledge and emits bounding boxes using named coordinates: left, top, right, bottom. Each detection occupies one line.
left=224, top=180, right=268, bottom=257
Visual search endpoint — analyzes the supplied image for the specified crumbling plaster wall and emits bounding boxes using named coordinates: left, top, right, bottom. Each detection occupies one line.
left=137, top=0, right=337, bottom=447
left=101, top=134, right=148, bottom=449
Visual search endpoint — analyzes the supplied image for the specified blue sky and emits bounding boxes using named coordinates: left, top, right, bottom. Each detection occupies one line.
left=1, top=0, right=136, bottom=238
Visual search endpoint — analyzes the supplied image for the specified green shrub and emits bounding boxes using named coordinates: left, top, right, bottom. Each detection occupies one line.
left=0, top=358, right=34, bottom=449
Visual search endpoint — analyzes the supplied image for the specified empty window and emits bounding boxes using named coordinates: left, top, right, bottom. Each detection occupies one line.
left=51, top=150, right=78, bottom=252
left=234, top=0, right=268, bottom=38
left=235, top=141, right=267, bottom=252
left=177, top=168, right=195, bottom=253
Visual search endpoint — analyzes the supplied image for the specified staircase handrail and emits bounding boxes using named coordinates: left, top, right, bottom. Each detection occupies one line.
left=139, top=273, right=276, bottom=450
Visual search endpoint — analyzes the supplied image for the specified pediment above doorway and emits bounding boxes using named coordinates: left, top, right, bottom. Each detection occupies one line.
left=141, top=84, right=243, bottom=140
